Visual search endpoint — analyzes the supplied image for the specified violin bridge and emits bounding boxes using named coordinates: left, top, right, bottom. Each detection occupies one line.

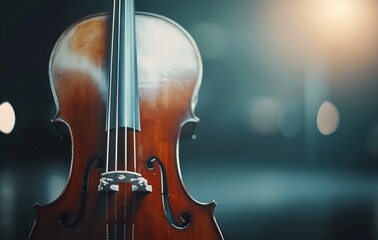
left=98, top=171, right=152, bottom=193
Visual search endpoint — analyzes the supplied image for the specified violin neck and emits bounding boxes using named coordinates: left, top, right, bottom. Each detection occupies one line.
left=107, top=0, right=140, bottom=131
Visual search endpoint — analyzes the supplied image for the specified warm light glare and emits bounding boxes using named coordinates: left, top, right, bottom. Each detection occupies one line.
left=0, top=101, right=16, bottom=134
left=317, top=101, right=340, bottom=135
left=312, top=0, right=368, bottom=40
left=324, top=0, right=359, bottom=22
left=261, top=0, right=377, bottom=69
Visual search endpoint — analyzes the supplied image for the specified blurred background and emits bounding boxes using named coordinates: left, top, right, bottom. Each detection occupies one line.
left=2, top=0, right=378, bottom=239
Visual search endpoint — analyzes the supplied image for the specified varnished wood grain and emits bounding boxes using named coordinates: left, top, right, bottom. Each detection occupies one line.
left=29, top=13, right=223, bottom=240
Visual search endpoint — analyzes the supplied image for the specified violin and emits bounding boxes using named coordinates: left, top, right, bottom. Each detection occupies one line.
left=29, top=0, right=223, bottom=239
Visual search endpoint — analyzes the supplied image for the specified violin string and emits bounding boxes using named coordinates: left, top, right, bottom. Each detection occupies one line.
left=124, top=0, right=129, bottom=176
left=123, top=1, right=130, bottom=240
left=115, top=0, right=122, bottom=237
left=131, top=1, right=138, bottom=238
left=105, top=0, right=118, bottom=230
left=131, top=0, right=137, bottom=174
left=106, top=0, right=118, bottom=176
left=120, top=0, right=128, bottom=239
left=115, top=0, right=121, bottom=175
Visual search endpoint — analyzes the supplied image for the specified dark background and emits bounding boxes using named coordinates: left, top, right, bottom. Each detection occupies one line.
left=2, top=0, right=378, bottom=239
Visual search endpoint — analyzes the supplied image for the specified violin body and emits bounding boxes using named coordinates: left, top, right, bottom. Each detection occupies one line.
left=29, top=12, right=223, bottom=240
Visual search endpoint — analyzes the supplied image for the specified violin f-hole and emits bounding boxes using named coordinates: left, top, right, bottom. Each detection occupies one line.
left=59, top=157, right=104, bottom=229
left=146, top=157, right=191, bottom=229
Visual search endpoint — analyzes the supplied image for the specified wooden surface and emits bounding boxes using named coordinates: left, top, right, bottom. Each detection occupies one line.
left=29, top=13, right=223, bottom=240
